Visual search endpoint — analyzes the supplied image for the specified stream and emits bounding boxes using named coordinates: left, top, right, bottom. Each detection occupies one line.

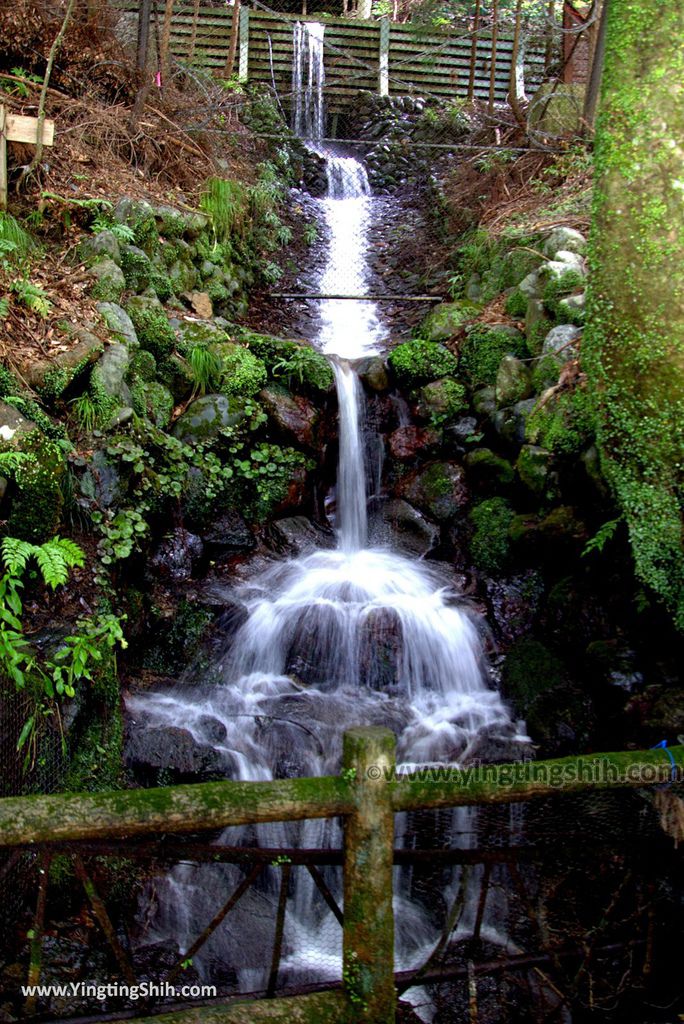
left=126, top=22, right=530, bottom=1019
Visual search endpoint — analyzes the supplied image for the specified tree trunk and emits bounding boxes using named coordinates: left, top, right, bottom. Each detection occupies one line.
left=585, top=0, right=684, bottom=627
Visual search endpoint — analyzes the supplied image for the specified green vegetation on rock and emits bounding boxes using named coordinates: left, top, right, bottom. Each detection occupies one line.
left=468, top=496, right=514, bottom=574
left=388, top=339, right=458, bottom=388
left=459, top=325, right=528, bottom=389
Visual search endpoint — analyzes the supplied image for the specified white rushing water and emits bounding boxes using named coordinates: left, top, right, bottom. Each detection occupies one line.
left=130, top=23, right=529, bottom=1016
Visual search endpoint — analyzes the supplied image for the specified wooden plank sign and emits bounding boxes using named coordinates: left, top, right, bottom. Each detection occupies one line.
left=0, top=105, right=56, bottom=211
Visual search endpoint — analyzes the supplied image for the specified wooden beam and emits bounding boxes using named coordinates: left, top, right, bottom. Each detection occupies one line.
left=238, top=4, right=249, bottom=83
left=5, top=113, right=55, bottom=146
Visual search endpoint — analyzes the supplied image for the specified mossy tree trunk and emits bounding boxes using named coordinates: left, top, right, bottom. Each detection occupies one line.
left=585, top=0, right=684, bottom=627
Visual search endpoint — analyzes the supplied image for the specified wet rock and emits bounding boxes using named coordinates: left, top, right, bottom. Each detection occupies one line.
left=97, top=302, right=138, bottom=347
left=260, top=387, right=318, bottom=448
left=536, top=506, right=588, bottom=555
left=493, top=398, right=537, bottom=446
left=359, top=607, right=403, bottom=692
left=265, top=516, right=335, bottom=556
left=585, top=641, right=644, bottom=692
left=79, top=449, right=127, bottom=508
left=388, top=424, right=441, bottom=460
left=485, top=571, right=544, bottom=648
left=542, top=324, right=582, bottom=366
left=149, top=528, right=204, bottom=582
left=398, top=461, right=469, bottom=522
left=465, top=448, right=515, bottom=490
left=173, top=394, right=249, bottom=444
left=125, top=724, right=225, bottom=782
left=495, top=355, right=533, bottom=408
left=201, top=511, right=255, bottom=553
left=369, top=498, right=440, bottom=558
left=445, top=416, right=479, bottom=448
left=88, top=258, right=125, bottom=302
left=473, top=387, right=496, bottom=418
left=357, top=356, right=389, bottom=391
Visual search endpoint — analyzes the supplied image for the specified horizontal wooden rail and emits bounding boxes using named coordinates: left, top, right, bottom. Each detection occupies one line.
left=0, top=745, right=680, bottom=849
left=0, top=776, right=353, bottom=847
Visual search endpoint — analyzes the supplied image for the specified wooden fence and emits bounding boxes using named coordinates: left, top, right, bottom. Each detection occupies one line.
left=1, top=728, right=681, bottom=1023
left=111, top=1, right=549, bottom=110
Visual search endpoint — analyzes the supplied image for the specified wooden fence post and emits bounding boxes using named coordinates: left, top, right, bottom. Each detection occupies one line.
left=238, top=5, right=250, bottom=83
left=342, top=727, right=396, bottom=1024
left=379, top=17, right=390, bottom=97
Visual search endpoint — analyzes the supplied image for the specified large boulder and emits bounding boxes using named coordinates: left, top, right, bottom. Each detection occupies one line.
left=172, top=394, right=249, bottom=444
left=89, top=259, right=126, bottom=302
left=260, top=387, right=318, bottom=448
left=149, top=529, right=204, bottom=582
left=542, top=324, right=582, bottom=367
left=265, top=516, right=335, bottom=556
left=369, top=498, right=440, bottom=557
left=543, top=227, right=587, bottom=258
left=388, top=425, right=441, bottom=461
left=201, top=511, right=255, bottom=553
left=97, top=302, right=139, bottom=348
left=79, top=230, right=121, bottom=266
left=495, top=355, right=533, bottom=408
left=125, top=724, right=225, bottom=784
left=398, top=461, right=469, bottom=522
left=91, top=343, right=132, bottom=410
left=421, top=301, right=478, bottom=341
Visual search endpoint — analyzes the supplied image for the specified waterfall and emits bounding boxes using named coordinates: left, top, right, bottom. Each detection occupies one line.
left=292, top=22, right=326, bottom=142
left=130, top=37, right=530, bottom=1016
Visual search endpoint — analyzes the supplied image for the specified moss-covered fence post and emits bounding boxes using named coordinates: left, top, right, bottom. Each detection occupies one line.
left=584, top=0, right=684, bottom=626
left=342, top=727, right=396, bottom=1024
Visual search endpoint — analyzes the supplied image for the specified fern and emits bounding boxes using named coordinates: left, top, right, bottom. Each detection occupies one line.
left=0, top=212, right=35, bottom=258
left=0, top=297, right=8, bottom=318
left=0, top=451, right=30, bottom=474
left=34, top=537, right=86, bottom=589
left=1, top=537, right=33, bottom=577
left=11, top=278, right=51, bottom=317
left=582, top=518, right=621, bottom=558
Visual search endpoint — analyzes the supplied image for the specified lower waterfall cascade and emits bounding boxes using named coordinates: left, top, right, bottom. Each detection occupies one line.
left=127, top=38, right=530, bottom=1018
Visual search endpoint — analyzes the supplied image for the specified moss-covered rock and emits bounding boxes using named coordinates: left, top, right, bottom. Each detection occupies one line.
left=542, top=268, right=586, bottom=324
left=172, top=393, right=248, bottom=444
left=495, top=354, right=533, bottom=408
left=516, top=444, right=557, bottom=499
left=459, top=325, right=528, bottom=389
left=525, top=387, right=595, bottom=456
left=241, top=332, right=334, bottom=393
left=421, top=301, right=479, bottom=341
left=89, top=259, right=126, bottom=302
left=413, top=377, right=468, bottom=426
left=126, top=301, right=176, bottom=361
left=217, top=344, right=267, bottom=398
left=465, top=448, right=515, bottom=490
left=97, top=302, right=139, bottom=348
left=398, top=461, right=469, bottom=521
left=7, top=433, right=66, bottom=541
left=79, top=229, right=122, bottom=266
left=388, top=339, right=458, bottom=388
left=468, top=496, right=514, bottom=574
left=120, top=244, right=154, bottom=292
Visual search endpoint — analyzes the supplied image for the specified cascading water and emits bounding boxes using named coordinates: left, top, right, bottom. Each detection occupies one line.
left=130, top=25, right=529, bottom=1019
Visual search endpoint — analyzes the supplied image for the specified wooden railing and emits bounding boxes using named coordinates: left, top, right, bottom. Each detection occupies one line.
left=0, top=729, right=681, bottom=1023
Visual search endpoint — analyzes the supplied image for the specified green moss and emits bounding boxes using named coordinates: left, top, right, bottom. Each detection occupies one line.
left=132, top=380, right=173, bottom=428
left=0, top=365, right=19, bottom=397
left=8, top=434, right=66, bottom=541
left=144, top=600, right=213, bottom=674
left=502, top=638, right=568, bottom=711
left=150, top=267, right=174, bottom=302
left=414, top=377, right=468, bottom=426
left=542, top=269, right=585, bottom=324
left=531, top=353, right=561, bottom=391
left=64, top=706, right=123, bottom=793
left=158, top=211, right=185, bottom=240
left=459, top=326, right=528, bottom=389
left=526, top=388, right=595, bottom=456
left=469, top=497, right=515, bottom=574
left=218, top=345, right=267, bottom=398
left=120, top=247, right=152, bottom=292
left=456, top=228, right=543, bottom=303
left=132, top=215, right=160, bottom=255
left=129, top=349, right=157, bottom=383
left=504, top=288, right=528, bottom=319
left=388, top=339, right=458, bottom=388
left=126, top=305, right=176, bottom=360
left=243, top=332, right=334, bottom=393
left=2, top=394, right=66, bottom=439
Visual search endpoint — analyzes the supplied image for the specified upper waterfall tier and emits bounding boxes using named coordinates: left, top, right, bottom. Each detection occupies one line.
left=292, top=21, right=326, bottom=142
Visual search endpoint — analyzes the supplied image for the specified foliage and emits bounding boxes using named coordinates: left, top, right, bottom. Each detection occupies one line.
left=7, top=434, right=66, bottom=542
left=220, top=346, right=267, bottom=398
left=233, top=442, right=313, bottom=521
left=126, top=305, right=176, bottom=360
left=200, top=178, right=249, bottom=244
left=582, top=518, right=621, bottom=558
left=526, top=388, right=595, bottom=456
left=11, top=278, right=51, bottom=317
left=459, top=326, right=528, bottom=389
left=70, top=393, right=98, bottom=433
left=188, top=345, right=223, bottom=395
left=245, top=333, right=334, bottom=393
left=388, top=338, right=458, bottom=387
left=468, top=497, right=515, bottom=574
left=454, top=227, right=542, bottom=304
left=0, top=212, right=35, bottom=258
left=542, top=269, right=585, bottom=323
left=90, top=216, right=135, bottom=243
